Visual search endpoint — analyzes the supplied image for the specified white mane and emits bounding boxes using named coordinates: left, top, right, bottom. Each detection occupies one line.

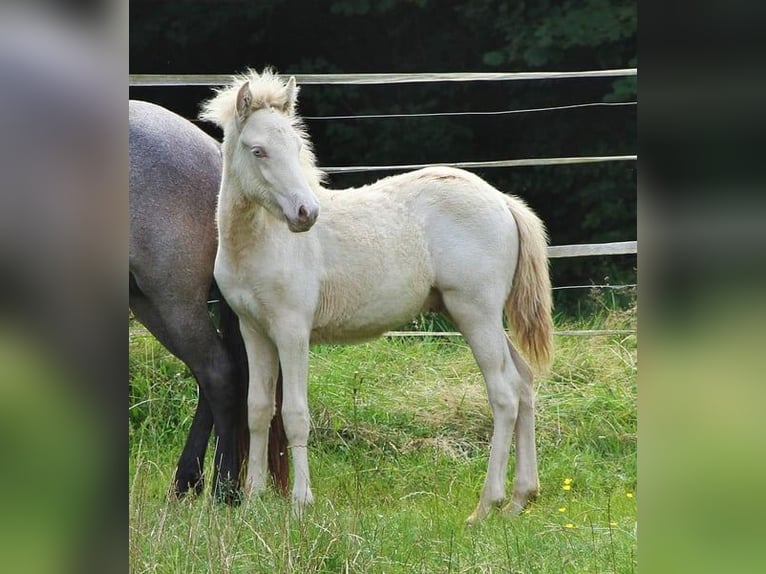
left=199, top=67, right=325, bottom=189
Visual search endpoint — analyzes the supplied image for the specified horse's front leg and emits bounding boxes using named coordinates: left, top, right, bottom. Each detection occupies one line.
left=239, top=323, right=280, bottom=496
left=273, top=326, right=313, bottom=515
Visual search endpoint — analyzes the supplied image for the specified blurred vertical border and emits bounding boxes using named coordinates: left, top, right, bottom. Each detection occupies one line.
left=0, top=1, right=127, bottom=573
left=640, top=0, right=766, bottom=572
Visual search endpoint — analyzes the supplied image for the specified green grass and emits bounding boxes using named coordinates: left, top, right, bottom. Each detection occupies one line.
left=129, top=305, right=636, bottom=573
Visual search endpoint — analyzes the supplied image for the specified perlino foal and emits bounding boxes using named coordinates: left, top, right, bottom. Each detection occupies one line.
left=200, top=69, right=554, bottom=523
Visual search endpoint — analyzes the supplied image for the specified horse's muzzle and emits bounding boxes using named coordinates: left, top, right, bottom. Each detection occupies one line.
left=287, top=203, right=319, bottom=232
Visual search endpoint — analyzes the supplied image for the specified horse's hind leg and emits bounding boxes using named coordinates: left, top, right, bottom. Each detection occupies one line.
left=166, top=308, right=242, bottom=503
left=130, top=289, right=240, bottom=500
left=501, top=340, right=539, bottom=515
left=130, top=291, right=210, bottom=495
left=440, top=292, right=525, bottom=524
left=171, top=395, right=214, bottom=497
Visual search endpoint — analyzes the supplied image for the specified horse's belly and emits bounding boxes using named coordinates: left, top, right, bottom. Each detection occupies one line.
left=310, top=323, right=389, bottom=345
left=310, top=277, right=431, bottom=344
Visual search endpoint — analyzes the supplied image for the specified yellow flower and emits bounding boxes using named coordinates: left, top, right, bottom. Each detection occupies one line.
left=562, top=484, right=571, bottom=491
left=609, top=521, right=618, bottom=526
left=565, top=523, right=575, bottom=528
left=563, top=478, right=573, bottom=485
left=558, top=507, right=566, bottom=512
left=626, top=492, right=634, bottom=498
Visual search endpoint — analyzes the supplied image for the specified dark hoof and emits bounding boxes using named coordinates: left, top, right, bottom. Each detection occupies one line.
left=174, top=472, right=204, bottom=498
left=213, top=478, right=242, bottom=505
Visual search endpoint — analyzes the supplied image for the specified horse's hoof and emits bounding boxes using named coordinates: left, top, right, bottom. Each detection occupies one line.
left=291, top=491, right=314, bottom=519
left=213, top=479, right=242, bottom=506
left=500, top=490, right=538, bottom=516
left=465, top=506, right=490, bottom=525
left=215, top=490, right=242, bottom=506
left=174, top=473, right=204, bottom=498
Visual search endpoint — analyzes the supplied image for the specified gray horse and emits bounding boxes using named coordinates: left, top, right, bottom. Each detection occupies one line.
left=129, top=100, right=288, bottom=500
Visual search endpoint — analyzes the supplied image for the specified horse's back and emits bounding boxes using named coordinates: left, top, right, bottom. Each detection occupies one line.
left=398, top=167, right=520, bottom=294
left=344, top=166, right=520, bottom=291
left=129, top=100, right=221, bottom=213
left=129, top=101, right=222, bottom=292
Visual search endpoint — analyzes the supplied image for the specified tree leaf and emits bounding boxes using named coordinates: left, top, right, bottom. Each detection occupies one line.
left=482, top=50, right=505, bottom=67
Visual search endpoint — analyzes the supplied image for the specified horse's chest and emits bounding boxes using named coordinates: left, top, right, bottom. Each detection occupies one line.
left=215, top=251, right=303, bottom=323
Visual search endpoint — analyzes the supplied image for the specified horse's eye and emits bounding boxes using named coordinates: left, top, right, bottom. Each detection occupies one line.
left=251, top=146, right=266, bottom=158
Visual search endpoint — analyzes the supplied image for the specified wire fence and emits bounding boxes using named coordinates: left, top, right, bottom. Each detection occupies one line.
left=553, top=283, right=636, bottom=291
left=304, top=100, right=636, bottom=121
left=130, top=67, right=637, bottom=173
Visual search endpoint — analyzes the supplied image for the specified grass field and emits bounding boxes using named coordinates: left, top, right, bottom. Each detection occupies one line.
left=129, top=302, right=636, bottom=573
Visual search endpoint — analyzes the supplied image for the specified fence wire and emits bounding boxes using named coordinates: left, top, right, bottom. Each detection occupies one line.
left=304, top=101, right=636, bottom=120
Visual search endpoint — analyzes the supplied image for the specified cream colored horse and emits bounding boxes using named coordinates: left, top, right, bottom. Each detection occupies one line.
left=201, top=69, right=554, bottom=523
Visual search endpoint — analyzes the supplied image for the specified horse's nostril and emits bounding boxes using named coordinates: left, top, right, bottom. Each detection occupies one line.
left=298, top=205, right=309, bottom=222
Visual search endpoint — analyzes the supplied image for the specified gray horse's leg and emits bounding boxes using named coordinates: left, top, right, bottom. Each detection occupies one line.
left=129, top=286, right=240, bottom=499
left=175, top=396, right=214, bottom=496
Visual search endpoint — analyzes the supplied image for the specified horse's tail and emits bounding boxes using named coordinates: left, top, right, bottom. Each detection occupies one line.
left=503, top=195, right=554, bottom=372
left=268, top=371, right=290, bottom=495
left=217, top=283, right=290, bottom=495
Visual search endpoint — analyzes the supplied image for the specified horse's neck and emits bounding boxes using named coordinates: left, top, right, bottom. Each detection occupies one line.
left=216, top=177, right=270, bottom=252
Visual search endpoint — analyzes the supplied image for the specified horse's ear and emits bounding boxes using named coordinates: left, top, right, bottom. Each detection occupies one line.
left=284, top=76, right=299, bottom=114
left=235, top=81, right=252, bottom=125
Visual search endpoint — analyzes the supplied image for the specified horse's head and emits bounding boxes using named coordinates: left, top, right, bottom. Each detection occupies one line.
left=233, top=79, right=320, bottom=232
left=201, top=70, right=322, bottom=233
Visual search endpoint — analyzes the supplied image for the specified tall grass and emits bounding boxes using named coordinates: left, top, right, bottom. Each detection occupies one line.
left=129, top=301, right=636, bottom=573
